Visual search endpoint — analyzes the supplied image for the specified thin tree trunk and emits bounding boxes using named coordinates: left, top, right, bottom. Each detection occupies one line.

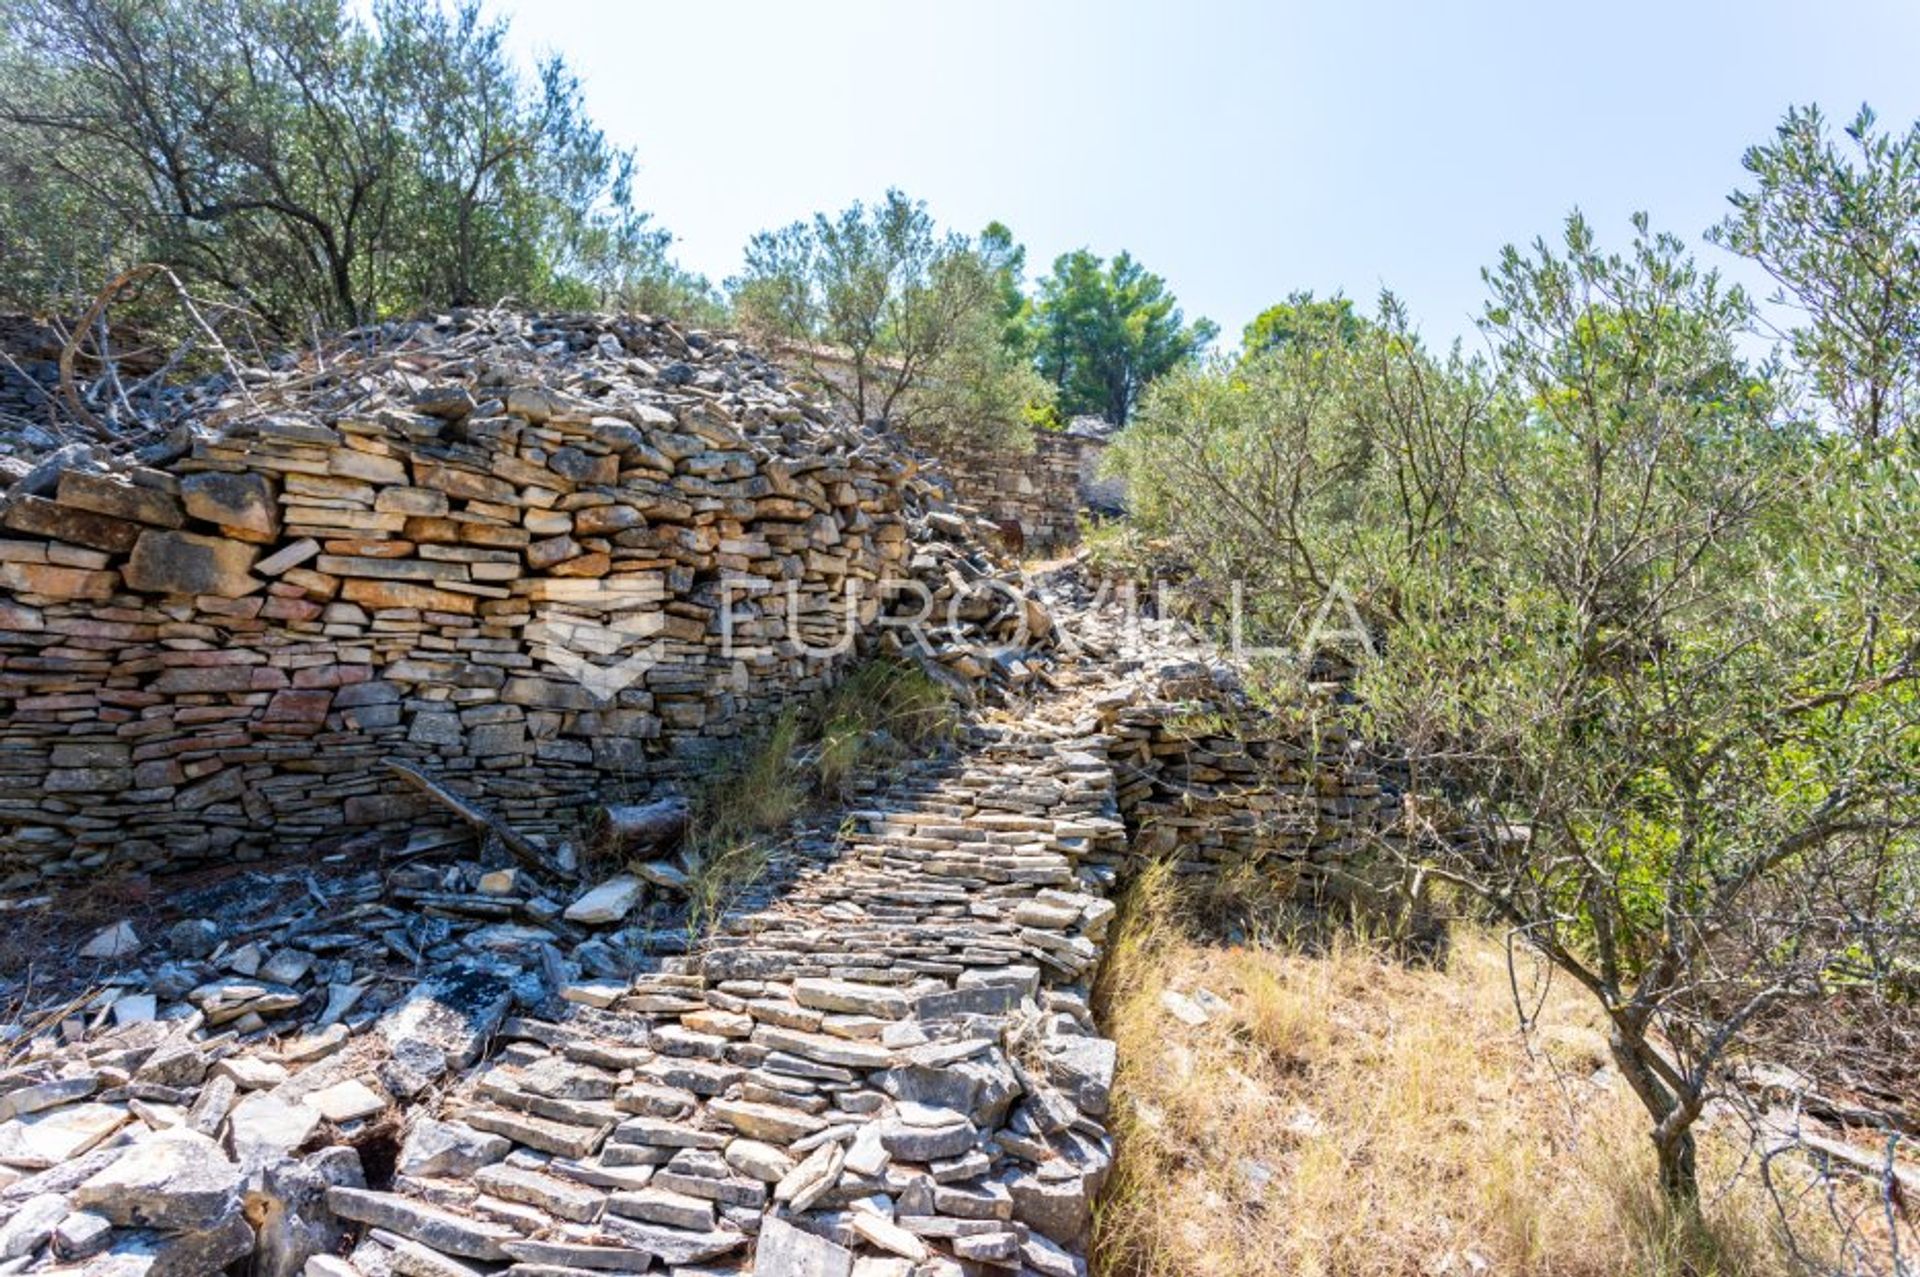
left=1609, top=1027, right=1702, bottom=1207
left=1654, top=1126, right=1699, bottom=1205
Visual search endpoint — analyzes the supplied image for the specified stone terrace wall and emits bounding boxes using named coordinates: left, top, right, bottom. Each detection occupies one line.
left=937, top=432, right=1106, bottom=552
left=751, top=340, right=1118, bottom=554
left=0, top=313, right=920, bottom=890
left=0, top=317, right=60, bottom=445
left=1097, top=662, right=1401, bottom=904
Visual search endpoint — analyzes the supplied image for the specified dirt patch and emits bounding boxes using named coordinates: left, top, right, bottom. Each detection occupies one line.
left=0, top=872, right=163, bottom=984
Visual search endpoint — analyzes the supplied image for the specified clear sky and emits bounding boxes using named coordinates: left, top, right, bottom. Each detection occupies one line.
left=490, top=0, right=1920, bottom=354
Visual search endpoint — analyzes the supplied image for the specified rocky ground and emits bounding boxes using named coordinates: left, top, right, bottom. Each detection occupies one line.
left=0, top=568, right=1236, bottom=1276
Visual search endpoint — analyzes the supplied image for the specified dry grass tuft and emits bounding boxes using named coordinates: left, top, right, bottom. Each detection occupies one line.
left=680, top=709, right=804, bottom=934
left=811, top=657, right=957, bottom=797
left=1092, top=862, right=1872, bottom=1277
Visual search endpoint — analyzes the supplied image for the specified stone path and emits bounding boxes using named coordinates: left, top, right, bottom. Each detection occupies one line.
left=347, top=673, right=1135, bottom=1276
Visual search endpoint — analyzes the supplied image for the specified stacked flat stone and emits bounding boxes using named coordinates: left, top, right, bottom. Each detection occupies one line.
left=1101, top=676, right=1395, bottom=899
left=0, top=708, right=1126, bottom=1277
left=308, top=713, right=1126, bottom=1276
left=0, top=311, right=1056, bottom=890
left=933, top=434, right=1106, bottom=553
left=1036, top=571, right=1403, bottom=901
left=0, top=290, right=1396, bottom=1274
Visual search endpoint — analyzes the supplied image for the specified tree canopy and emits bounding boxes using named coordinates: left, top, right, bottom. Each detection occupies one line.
left=730, top=191, right=1048, bottom=448
left=0, top=0, right=715, bottom=331
left=1029, top=248, right=1215, bottom=425
left=1711, top=104, right=1920, bottom=442
left=1240, top=290, right=1366, bottom=356
left=1107, top=190, right=1920, bottom=1211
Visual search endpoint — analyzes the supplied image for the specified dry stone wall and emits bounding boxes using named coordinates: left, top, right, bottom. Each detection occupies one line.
left=935, top=431, right=1110, bottom=553
left=737, top=339, right=1118, bottom=553
left=1102, top=669, right=1399, bottom=903
left=0, top=313, right=927, bottom=889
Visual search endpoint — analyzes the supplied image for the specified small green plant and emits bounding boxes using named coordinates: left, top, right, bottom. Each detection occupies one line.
left=1157, top=706, right=1238, bottom=741
left=679, top=711, right=803, bottom=936
left=677, top=658, right=957, bottom=937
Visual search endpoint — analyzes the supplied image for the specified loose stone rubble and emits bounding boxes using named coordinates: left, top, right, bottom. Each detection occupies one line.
left=0, top=317, right=212, bottom=468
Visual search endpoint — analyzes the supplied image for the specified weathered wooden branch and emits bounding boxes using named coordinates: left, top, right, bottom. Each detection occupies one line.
left=384, top=759, right=551, bottom=874
left=587, top=796, right=689, bottom=856
left=58, top=262, right=261, bottom=445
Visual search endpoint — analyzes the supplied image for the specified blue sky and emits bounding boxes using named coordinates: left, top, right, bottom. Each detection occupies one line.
left=491, top=0, right=1920, bottom=354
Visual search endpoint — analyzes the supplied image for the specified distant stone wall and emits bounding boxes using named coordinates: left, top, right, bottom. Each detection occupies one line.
left=748, top=341, right=1122, bottom=553
left=0, top=316, right=920, bottom=889
left=938, top=430, right=1110, bottom=551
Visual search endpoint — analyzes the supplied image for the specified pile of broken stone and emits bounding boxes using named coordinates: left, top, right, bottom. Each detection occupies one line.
left=0, top=845, right=678, bottom=1276
left=0, top=702, right=1123, bottom=1277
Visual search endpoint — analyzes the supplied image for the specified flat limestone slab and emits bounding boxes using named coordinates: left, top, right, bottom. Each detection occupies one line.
left=755, top=1216, right=853, bottom=1277
left=325, top=1186, right=518, bottom=1261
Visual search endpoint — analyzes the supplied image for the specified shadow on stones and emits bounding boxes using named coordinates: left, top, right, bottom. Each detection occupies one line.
left=345, top=1118, right=401, bottom=1193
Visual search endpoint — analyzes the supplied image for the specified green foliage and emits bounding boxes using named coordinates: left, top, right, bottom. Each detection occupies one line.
left=0, top=0, right=705, bottom=329
left=731, top=192, right=1049, bottom=448
left=1108, top=198, right=1920, bottom=1208
left=811, top=658, right=957, bottom=796
left=978, top=220, right=1034, bottom=357
left=1108, top=290, right=1484, bottom=640
left=1028, top=248, right=1216, bottom=425
left=1241, top=291, right=1367, bottom=357
left=1712, top=104, right=1920, bottom=442
left=1379, top=213, right=1920, bottom=1203
left=680, top=710, right=802, bottom=936
left=691, top=712, right=807, bottom=853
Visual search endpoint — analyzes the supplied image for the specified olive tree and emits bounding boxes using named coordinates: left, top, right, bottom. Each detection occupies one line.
left=1712, top=105, right=1920, bottom=443
left=1365, top=214, right=1920, bottom=1205
left=1105, top=293, right=1486, bottom=640
left=1111, top=210, right=1920, bottom=1217
left=0, top=0, right=689, bottom=329
left=732, top=191, right=1046, bottom=445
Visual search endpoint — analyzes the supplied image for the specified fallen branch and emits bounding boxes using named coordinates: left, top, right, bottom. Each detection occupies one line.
left=59, top=262, right=261, bottom=444
left=587, top=796, right=689, bottom=857
left=1762, top=1113, right=1920, bottom=1198
left=383, top=760, right=552, bottom=875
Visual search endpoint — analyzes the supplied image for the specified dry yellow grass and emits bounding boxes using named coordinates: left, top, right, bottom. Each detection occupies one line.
left=1092, top=864, right=1876, bottom=1277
